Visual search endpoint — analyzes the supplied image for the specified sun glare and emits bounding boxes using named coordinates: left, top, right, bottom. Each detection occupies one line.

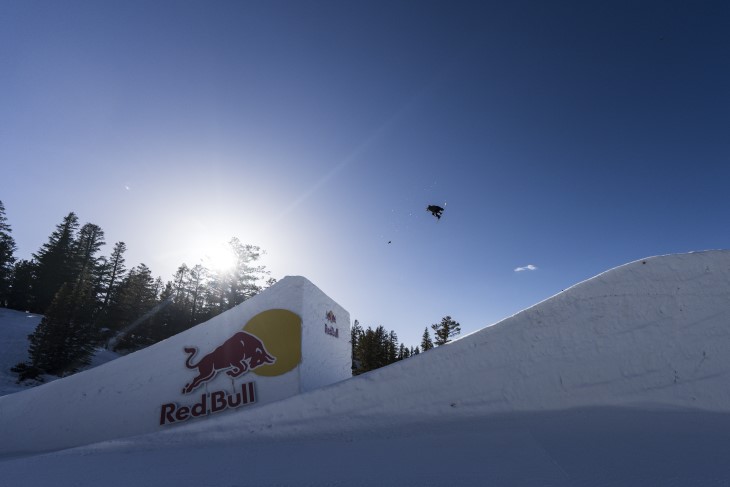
left=203, top=243, right=237, bottom=272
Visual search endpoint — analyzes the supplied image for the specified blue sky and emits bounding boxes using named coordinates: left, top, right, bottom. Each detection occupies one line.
left=1, top=0, right=728, bottom=347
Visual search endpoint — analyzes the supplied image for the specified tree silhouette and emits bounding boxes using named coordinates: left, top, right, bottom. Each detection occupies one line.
left=431, top=316, right=461, bottom=346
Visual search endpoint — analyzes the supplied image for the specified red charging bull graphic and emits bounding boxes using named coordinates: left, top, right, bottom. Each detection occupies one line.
left=159, top=309, right=302, bottom=427
left=182, top=331, right=276, bottom=394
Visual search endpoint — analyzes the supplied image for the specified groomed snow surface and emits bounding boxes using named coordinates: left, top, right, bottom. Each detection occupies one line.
left=0, top=276, right=351, bottom=455
left=3, top=251, right=730, bottom=486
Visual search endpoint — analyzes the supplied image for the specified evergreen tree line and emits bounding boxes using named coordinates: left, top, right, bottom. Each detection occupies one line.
left=0, top=202, right=462, bottom=381
left=350, top=315, right=461, bottom=375
left=0, top=203, right=270, bottom=381
left=0, top=201, right=16, bottom=309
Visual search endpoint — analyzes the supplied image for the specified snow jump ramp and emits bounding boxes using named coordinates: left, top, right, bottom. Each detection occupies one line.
left=0, top=276, right=351, bottom=456
left=3, top=251, right=730, bottom=458
left=178, top=250, right=730, bottom=443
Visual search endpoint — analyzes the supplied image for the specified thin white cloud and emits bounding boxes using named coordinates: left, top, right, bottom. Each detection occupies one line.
left=514, top=264, right=538, bottom=272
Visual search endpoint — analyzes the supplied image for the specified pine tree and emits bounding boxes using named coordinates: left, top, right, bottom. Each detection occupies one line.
left=100, top=242, right=127, bottom=309
left=421, top=327, right=434, bottom=351
left=374, top=325, right=389, bottom=368
left=152, top=277, right=164, bottom=299
left=62, top=270, right=98, bottom=369
left=186, top=264, right=208, bottom=325
left=173, top=263, right=189, bottom=299
left=431, top=315, right=461, bottom=346
left=31, top=212, right=80, bottom=313
left=7, top=260, right=34, bottom=310
left=350, top=319, right=364, bottom=373
left=353, top=325, right=400, bottom=374
left=226, top=238, right=267, bottom=308
left=201, top=270, right=227, bottom=319
left=398, top=343, right=411, bottom=360
left=96, top=238, right=268, bottom=353
left=163, top=264, right=192, bottom=329
left=0, top=200, right=17, bottom=307
left=72, top=223, right=105, bottom=275
left=354, top=326, right=381, bottom=374
left=351, top=321, right=420, bottom=374
left=149, top=281, right=175, bottom=340
left=387, top=330, right=399, bottom=363
left=72, top=223, right=106, bottom=315
left=105, top=263, right=159, bottom=349
left=15, top=271, right=97, bottom=380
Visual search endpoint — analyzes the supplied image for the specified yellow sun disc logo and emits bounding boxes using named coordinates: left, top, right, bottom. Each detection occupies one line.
left=243, top=309, right=302, bottom=377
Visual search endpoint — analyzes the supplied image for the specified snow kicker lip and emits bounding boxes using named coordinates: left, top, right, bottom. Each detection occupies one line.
left=160, top=382, right=257, bottom=425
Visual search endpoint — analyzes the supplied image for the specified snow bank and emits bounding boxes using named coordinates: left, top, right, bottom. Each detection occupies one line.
left=3, top=251, right=730, bottom=460
left=6, top=407, right=730, bottom=487
left=0, top=276, right=350, bottom=456
left=138, top=250, right=730, bottom=448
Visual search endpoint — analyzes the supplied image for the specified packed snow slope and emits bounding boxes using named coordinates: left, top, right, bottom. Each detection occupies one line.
left=2, top=250, right=730, bottom=486
left=164, top=248, right=730, bottom=439
left=0, top=276, right=350, bottom=456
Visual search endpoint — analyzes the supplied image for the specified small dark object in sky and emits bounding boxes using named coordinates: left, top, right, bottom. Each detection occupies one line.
left=427, top=205, right=444, bottom=220
left=388, top=241, right=392, bottom=244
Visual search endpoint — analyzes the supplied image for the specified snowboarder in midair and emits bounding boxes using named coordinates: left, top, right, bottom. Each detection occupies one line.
left=427, top=205, right=444, bottom=220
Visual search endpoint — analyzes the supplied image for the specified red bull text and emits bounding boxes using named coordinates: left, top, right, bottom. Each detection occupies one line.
left=160, top=382, right=256, bottom=425
left=324, top=323, right=339, bottom=338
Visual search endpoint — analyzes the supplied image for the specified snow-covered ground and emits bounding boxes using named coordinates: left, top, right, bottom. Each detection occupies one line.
left=2, top=251, right=730, bottom=486
left=0, top=308, right=42, bottom=396
left=0, top=308, right=120, bottom=397
left=4, top=407, right=730, bottom=486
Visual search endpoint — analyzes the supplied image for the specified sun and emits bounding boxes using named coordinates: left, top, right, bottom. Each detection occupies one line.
left=203, top=242, right=237, bottom=272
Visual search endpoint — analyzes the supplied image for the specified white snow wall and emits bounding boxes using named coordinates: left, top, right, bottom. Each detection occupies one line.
left=374, top=250, right=730, bottom=415
left=0, top=276, right=350, bottom=456
left=155, top=250, right=730, bottom=445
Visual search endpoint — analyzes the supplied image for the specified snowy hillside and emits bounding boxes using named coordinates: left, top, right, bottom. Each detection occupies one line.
left=0, top=308, right=42, bottom=396
left=2, top=251, right=730, bottom=486
left=0, top=309, right=120, bottom=397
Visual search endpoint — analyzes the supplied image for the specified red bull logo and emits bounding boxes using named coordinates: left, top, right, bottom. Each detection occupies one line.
left=182, top=331, right=275, bottom=394
left=324, top=323, right=339, bottom=338
left=325, top=310, right=339, bottom=337
left=160, top=382, right=256, bottom=425
left=159, top=309, right=302, bottom=427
